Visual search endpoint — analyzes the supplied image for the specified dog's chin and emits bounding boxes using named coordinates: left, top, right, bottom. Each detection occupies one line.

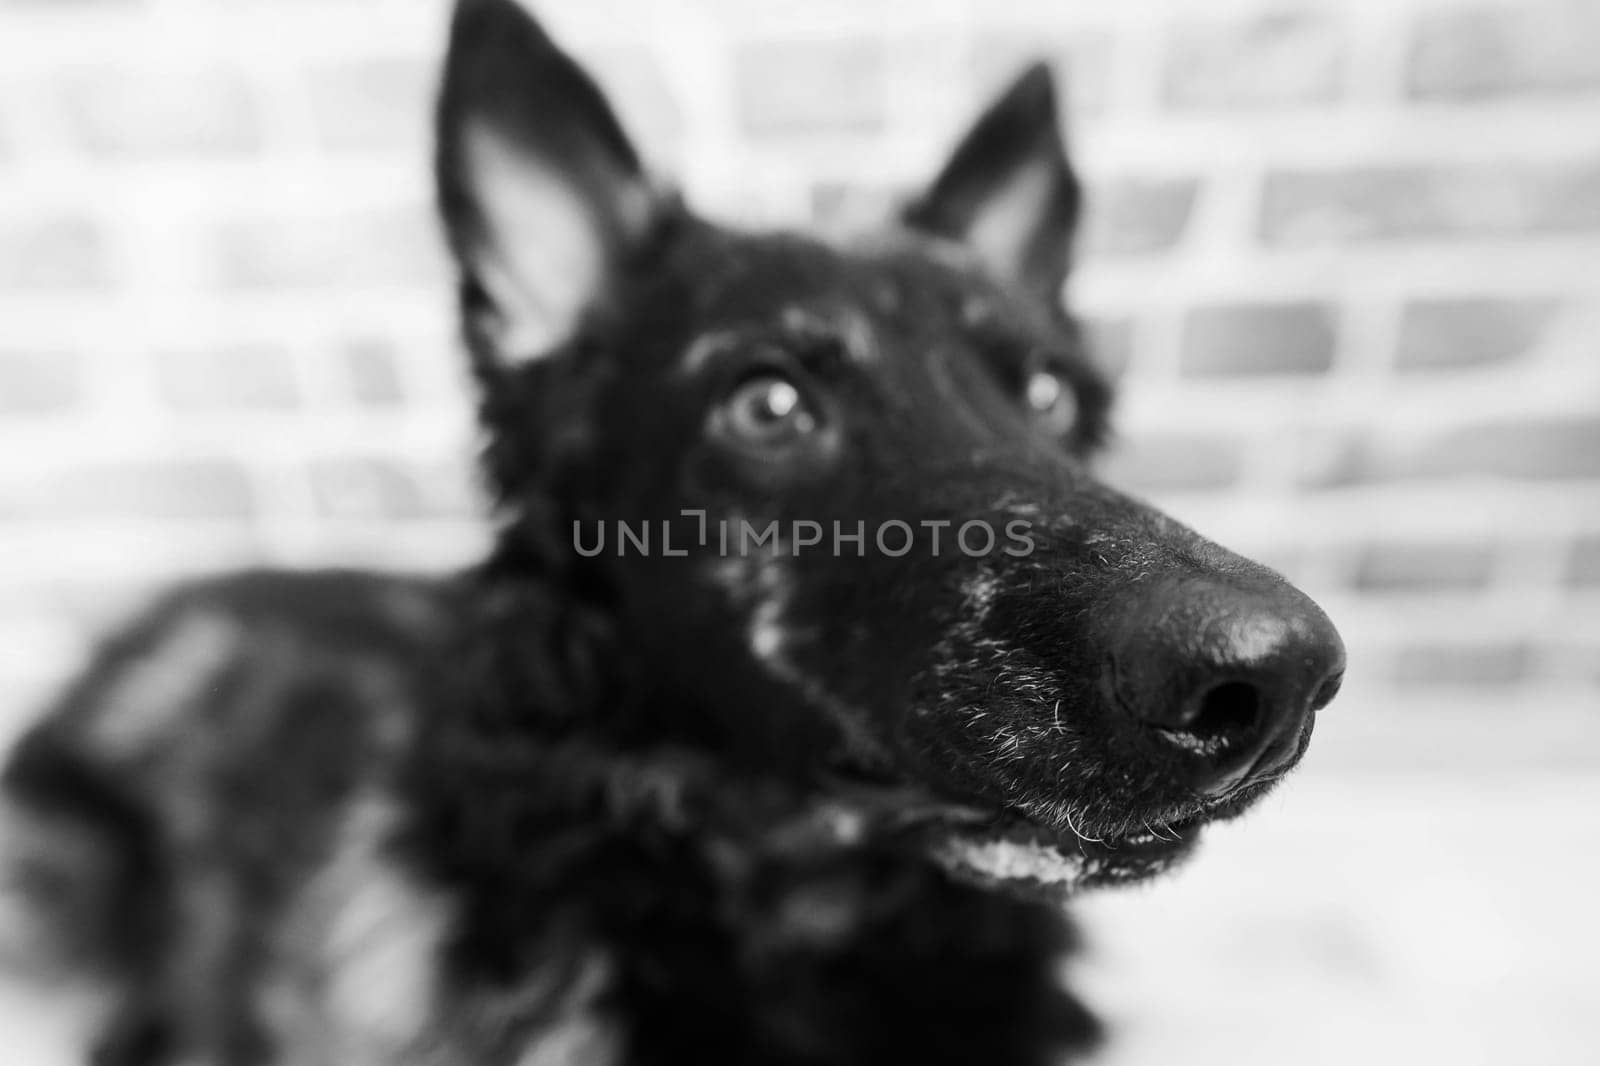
left=911, top=765, right=1307, bottom=903
left=925, top=811, right=1203, bottom=905
left=819, top=775, right=1206, bottom=902
left=816, top=769, right=1304, bottom=903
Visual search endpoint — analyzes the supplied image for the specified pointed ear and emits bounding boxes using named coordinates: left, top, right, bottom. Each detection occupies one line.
left=902, top=64, right=1081, bottom=304
left=436, top=0, right=664, bottom=365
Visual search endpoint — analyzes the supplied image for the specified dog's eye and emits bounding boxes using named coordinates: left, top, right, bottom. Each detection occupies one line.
left=1024, top=369, right=1077, bottom=437
left=720, top=374, right=818, bottom=447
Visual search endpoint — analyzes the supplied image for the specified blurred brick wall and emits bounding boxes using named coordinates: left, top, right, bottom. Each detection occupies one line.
left=0, top=0, right=1596, bottom=766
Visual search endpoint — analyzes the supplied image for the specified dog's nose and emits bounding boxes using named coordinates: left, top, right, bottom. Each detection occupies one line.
left=1108, top=575, right=1345, bottom=797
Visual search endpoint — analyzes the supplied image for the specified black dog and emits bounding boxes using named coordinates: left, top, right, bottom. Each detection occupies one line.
left=0, top=1, right=1345, bottom=1063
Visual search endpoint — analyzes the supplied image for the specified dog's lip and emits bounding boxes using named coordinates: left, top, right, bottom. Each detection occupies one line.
left=926, top=806, right=1204, bottom=899
left=810, top=774, right=1217, bottom=897
left=990, top=805, right=1203, bottom=861
left=819, top=773, right=1208, bottom=851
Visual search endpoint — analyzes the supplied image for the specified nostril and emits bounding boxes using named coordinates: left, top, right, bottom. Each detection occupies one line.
left=1310, top=669, right=1344, bottom=711
left=1154, top=680, right=1261, bottom=756
left=1190, top=681, right=1261, bottom=739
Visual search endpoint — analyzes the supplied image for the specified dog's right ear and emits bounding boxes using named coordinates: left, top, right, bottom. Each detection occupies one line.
left=436, top=0, right=664, bottom=365
left=902, top=64, right=1080, bottom=306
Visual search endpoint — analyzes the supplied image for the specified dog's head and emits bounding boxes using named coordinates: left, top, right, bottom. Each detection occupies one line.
left=436, top=0, right=1345, bottom=897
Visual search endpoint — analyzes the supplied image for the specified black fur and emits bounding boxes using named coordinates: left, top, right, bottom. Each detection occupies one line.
left=1, top=2, right=1344, bottom=1064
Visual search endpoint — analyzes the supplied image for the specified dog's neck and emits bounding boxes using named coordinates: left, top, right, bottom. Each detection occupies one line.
left=414, top=521, right=790, bottom=820
left=405, top=522, right=948, bottom=948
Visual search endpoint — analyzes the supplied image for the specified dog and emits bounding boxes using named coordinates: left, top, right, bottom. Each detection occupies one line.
left=0, top=1, right=1346, bottom=1063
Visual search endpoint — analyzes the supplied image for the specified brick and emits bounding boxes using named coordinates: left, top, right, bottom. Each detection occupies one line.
left=1080, top=315, right=1134, bottom=378
left=153, top=345, right=300, bottom=411
left=1409, top=5, right=1600, bottom=100
left=1083, top=177, right=1200, bottom=257
left=1262, top=162, right=1600, bottom=245
left=209, top=208, right=445, bottom=288
left=1406, top=416, right=1600, bottom=481
left=1313, top=416, right=1600, bottom=486
left=810, top=181, right=903, bottom=235
left=0, top=217, right=112, bottom=289
left=310, top=458, right=429, bottom=519
left=1391, top=642, right=1530, bottom=688
left=1164, top=13, right=1345, bottom=109
left=585, top=47, right=684, bottom=163
left=339, top=337, right=405, bottom=407
left=1100, top=431, right=1244, bottom=493
left=305, top=58, right=432, bottom=153
left=1349, top=540, right=1495, bottom=593
left=1298, top=434, right=1373, bottom=487
left=1566, top=534, right=1600, bottom=587
left=34, top=580, right=169, bottom=635
left=310, top=457, right=478, bottom=520
left=1544, top=641, right=1600, bottom=687
left=810, top=181, right=1179, bottom=255
left=63, top=71, right=261, bottom=156
left=1396, top=298, right=1561, bottom=373
left=735, top=37, right=885, bottom=135
left=971, top=30, right=1113, bottom=115
left=0, top=351, right=84, bottom=413
left=2, top=460, right=255, bottom=521
left=1180, top=303, right=1337, bottom=377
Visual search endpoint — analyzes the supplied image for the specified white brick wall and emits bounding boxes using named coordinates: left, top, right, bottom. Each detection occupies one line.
left=1, top=1, right=1597, bottom=1061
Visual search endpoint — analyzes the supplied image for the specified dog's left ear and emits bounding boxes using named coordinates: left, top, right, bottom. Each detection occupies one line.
left=436, top=0, right=665, bottom=365
left=903, top=64, right=1081, bottom=304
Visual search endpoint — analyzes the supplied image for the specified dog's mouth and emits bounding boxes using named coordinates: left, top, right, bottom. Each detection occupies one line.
left=925, top=806, right=1204, bottom=903
left=818, top=775, right=1210, bottom=902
